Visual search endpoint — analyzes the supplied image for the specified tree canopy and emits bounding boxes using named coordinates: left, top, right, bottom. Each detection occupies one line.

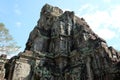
left=0, top=23, right=20, bottom=55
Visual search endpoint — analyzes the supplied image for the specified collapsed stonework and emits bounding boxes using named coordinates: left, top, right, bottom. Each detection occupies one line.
left=1, top=4, right=120, bottom=80
left=0, top=54, right=7, bottom=80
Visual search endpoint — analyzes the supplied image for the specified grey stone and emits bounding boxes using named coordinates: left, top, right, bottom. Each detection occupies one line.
left=2, top=4, right=120, bottom=80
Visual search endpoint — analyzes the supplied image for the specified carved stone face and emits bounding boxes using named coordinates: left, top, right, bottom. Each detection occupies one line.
left=39, top=15, right=52, bottom=30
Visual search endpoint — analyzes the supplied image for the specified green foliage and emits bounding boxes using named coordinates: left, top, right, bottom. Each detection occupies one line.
left=0, top=23, right=20, bottom=55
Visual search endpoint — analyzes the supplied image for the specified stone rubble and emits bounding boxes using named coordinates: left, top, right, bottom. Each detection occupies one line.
left=0, top=54, right=7, bottom=80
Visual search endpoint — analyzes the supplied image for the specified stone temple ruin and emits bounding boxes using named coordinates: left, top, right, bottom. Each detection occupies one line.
left=0, top=4, right=120, bottom=80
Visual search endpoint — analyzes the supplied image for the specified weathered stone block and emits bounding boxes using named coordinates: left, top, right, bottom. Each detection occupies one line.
left=3, top=4, right=120, bottom=80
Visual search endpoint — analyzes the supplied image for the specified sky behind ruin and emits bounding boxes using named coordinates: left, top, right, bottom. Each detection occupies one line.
left=0, top=0, right=120, bottom=57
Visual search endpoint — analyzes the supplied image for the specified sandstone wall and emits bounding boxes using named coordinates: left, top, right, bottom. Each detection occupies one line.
left=1, top=4, right=120, bottom=80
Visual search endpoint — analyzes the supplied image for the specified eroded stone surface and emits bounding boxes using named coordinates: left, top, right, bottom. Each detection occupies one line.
left=1, top=4, right=120, bottom=80
left=0, top=54, right=7, bottom=80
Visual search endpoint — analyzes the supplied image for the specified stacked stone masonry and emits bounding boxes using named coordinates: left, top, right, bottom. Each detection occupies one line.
left=0, top=4, right=120, bottom=80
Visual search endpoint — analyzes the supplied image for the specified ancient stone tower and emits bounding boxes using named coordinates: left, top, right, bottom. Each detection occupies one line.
left=1, top=4, right=120, bottom=80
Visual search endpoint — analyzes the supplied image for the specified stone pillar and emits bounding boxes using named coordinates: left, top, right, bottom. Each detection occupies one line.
left=86, top=56, right=93, bottom=80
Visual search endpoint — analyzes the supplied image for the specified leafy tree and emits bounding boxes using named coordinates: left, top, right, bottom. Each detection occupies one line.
left=0, top=23, right=20, bottom=55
